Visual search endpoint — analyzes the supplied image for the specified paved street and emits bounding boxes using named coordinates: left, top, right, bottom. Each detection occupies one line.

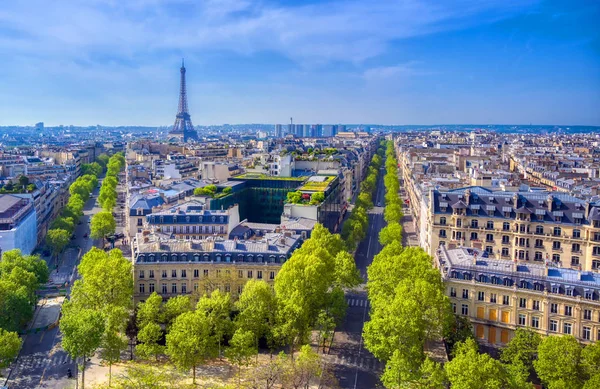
left=6, top=184, right=103, bottom=389
left=330, top=163, right=387, bottom=389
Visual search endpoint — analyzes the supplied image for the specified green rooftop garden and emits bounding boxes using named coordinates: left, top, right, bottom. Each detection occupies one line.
left=298, top=175, right=336, bottom=192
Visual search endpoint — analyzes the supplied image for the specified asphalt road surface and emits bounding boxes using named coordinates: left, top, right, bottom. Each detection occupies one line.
left=330, top=162, right=388, bottom=389
left=6, top=184, right=103, bottom=389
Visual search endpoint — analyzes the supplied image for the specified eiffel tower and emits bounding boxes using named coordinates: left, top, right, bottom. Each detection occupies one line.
left=169, top=59, right=198, bottom=142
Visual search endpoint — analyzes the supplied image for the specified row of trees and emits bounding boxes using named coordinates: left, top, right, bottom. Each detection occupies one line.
left=45, top=173, right=99, bottom=262
left=90, top=153, right=125, bottom=245
left=0, top=249, right=49, bottom=368
left=59, top=247, right=133, bottom=388
left=378, top=141, right=403, bottom=246
left=341, top=142, right=385, bottom=251
left=131, top=223, right=360, bottom=385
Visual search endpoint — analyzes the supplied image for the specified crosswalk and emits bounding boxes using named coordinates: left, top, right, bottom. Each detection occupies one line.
left=347, top=298, right=369, bottom=308
left=13, top=352, right=72, bottom=372
left=328, top=353, right=384, bottom=372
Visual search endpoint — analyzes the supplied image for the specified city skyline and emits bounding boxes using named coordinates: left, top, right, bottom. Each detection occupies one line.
left=0, top=0, right=599, bottom=127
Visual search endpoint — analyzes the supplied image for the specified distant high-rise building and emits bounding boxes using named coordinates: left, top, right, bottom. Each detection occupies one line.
left=35, top=122, right=44, bottom=131
left=275, top=124, right=283, bottom=138
left=302, top=124, right=311, bottom=138
left=169, top=59, right=198, bottom=143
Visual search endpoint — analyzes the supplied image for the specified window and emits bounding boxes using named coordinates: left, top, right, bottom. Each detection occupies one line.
left=572, top=256, right=580, bottom=266
left=583, top=326, right=591, bottom=340
left=573, top=229, right=581, bottom=238
left=461, top=304, right=469, bottom=315
left=502, top=235, right=510, bottom=244
left=519, top=298, right=527, bottom=308
left=162, top=270, right=167, bottom=278
left=456, top=219, right=462, bottom=227
left=149, top=270, right=154, bottom=279
left=531, top=316, right=539, bottom=328
left=440, top=217, right=446, bottom=225
left=502, top=247, right=509, bottom=256
left=247, top=270, right=253, bottom=279
left=462, top=289, right=469, bottom=299
left=470, top=232, right=478, bottom=241
left=518, top=314, right=526, bottom=326
left=553, top=241, right=561, bottom=250
left=238, top=270, right=243, bottom=279
left=535, top=239, right=544, bottom=248
left=485, top=246, right=493, bottom=254
left=550, top=320, right=558, bottom=332
left=490, top=293, right=497, bottom=303
left=216, top=269, right=221, bottom=278
left=535, top=252, right=543, bottom=261
left=137, top=218, right=143, bottom=226
left=181, top=269, right=187, bottom=278
left=257, top=271, right=263, bottom=279
left=162, top=283, right=167, bottom=294
left=139, top=270, right=145, bottom=279
left=572, top=243, right=581, bottom=253
left=171, top=283, right=177, bottom=293
left=551, top=303, right=558, bottom=313
left=439, top=229, right=447, bottom=238
left=503, top=222, right=510, bottom=231
left=181, top=283, right=187, bottom=294
left=478, top=291, right=485, bottom=301
left=566, top=288, right=573, bottom=296
left=487, top=221, right=494, bottom=229
left=270, top=271, right=275, bottom=280
left=139, top=283, right=145, bottom=294
left=452, top=303, right=456, bottom=313
left=471, top=220, right=478, bottom=228
left=594, top=247, right=600, bottom=256
left=194, top=283, right=198, bottom=291
left=563, top=323, right=572, bottom=335
left=532, top=300, right=540, bottom=311
left=503, top=295, right=510, bottom=305
left=536, top=225, right=544, bottom=235
left=553, top=227, right=562, bottom=236
left=594, top=260, right=600, bottom=270
left=171, top=270, right=177, bottom=278
left=149, top=283, right=155, bottom=293
left=193, top=269, right=199, bottom=278
left=203, top=269, right=209, bottom=277
left=553, top=254, right=561, bottom=263
left=486, top=234, right=494, bottom=242
left=584, top=309, right=592, bottom=320
left=565, top=306, right=572, bottom=316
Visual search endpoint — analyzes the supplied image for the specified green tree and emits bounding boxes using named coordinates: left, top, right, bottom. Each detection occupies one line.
left=0, top=328, right=21, bottom=368
left=235, top=280, right=277, bottom=355
left=534, top=335, right=584, bottom=389
left=310, top=192, right=325, bottom=205
left=100, top=306, right=129, bottom=386
left=60, top=303, right=105, bottom=389
left=90, top=211, right=116, bottom=244
left=166, top=311, right=217, bottom=384
left=443, top=314, right=474, bottom=354
left=71, top=248, right=133, bottom=311
left=286, top=191, right=303, bottom=204
left=137, top=291, right=162, bottom=329
left=378, top=222, right=403, bottom=246
left=284, top=345, right=323, bottom=388
left=197, top=289, right=233, bottom=359
left=136, top=322, right=164, bottom=361
left=70, top=180, right=91, bottom=200
left=381, top=349, right=447, bottom=389
left=582, top=342, right=600, bottom=380
left=1, top=249, right=49, bottom=284
left=96, top=154, right=110, bottom=170
left=500, top=328, right=541, bottom=376
left=223, top=186, right=232, bottom=194
left=445, top=338, right=508, bottom=389
left=50, top=216, right=75, bottom=233
left=226, top=328, right=258, bottom=386
left=162, top=295, right=192, bottom=329
left=384, top=202, right=404, bottom=223
left=0, top=280, right=33, bottom=331
left=46, top=228, right=70, bottom=262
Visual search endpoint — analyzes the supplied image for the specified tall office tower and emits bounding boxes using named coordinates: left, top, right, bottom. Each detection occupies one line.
left=323, top=125, right=334, bottom=137
left=169, top=59, right=198, bottom=142
left=275, top=124, right=283, bottom=138
left=303, top=124, right=311, bottom=137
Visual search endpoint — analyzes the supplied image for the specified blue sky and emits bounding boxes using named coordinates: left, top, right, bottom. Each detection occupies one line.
left=0, top=0, right=598, bottom=126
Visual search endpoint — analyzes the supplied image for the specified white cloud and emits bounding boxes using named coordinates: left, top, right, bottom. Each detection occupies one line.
left=0, top=0, right=536, bottom=65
